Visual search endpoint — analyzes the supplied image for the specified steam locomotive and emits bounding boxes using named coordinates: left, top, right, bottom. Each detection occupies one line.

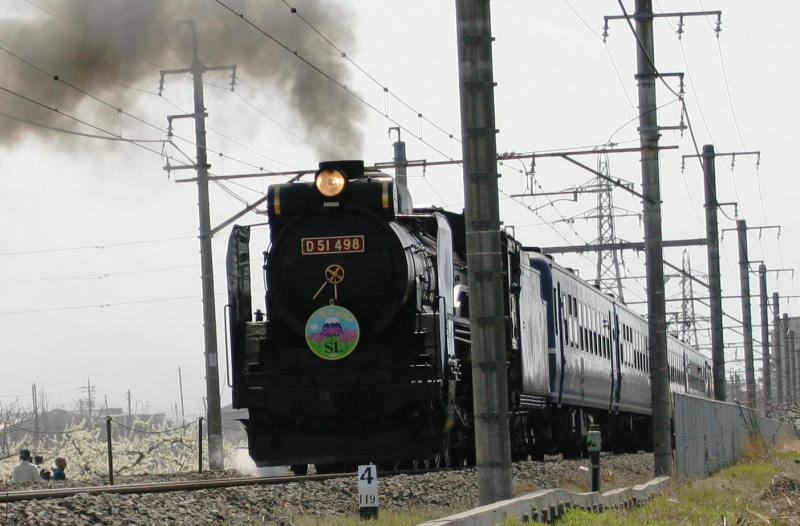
left=225, top=159, right=712, bottom=473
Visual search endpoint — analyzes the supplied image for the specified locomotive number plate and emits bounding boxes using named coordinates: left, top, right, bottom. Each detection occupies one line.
left=301, top=235, right=365, bottom=255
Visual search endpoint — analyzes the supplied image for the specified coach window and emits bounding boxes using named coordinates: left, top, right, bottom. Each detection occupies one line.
left=554, top=289, right=559, bottom=335
left=593, top=312, right=599, bottom=356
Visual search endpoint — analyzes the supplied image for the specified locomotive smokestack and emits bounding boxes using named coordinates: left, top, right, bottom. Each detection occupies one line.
left=392, top=131, right=413, bottom=213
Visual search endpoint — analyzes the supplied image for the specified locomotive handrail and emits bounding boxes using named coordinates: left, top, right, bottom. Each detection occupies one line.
left=223, top=304, right=233, bottom=388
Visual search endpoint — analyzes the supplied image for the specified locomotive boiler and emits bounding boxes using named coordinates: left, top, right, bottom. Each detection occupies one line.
left=226, top=160, right=467, bottom=472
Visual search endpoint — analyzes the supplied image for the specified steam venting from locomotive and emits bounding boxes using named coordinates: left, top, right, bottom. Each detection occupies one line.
left=0, top=0, right=364, bottom=158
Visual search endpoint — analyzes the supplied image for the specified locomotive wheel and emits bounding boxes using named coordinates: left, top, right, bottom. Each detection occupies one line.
left=290, top=464, right=308, bottom=476
left=434, top=436, right=451, bottom=469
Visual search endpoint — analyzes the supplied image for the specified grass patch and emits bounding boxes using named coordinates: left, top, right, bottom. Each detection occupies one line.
left=469, top=447, right=798, bottom=526
left=547, top=458, right=788, bottom=525
left=717, top=461, right=778, bottom=488
left=773, top=449, right=800, bottom=463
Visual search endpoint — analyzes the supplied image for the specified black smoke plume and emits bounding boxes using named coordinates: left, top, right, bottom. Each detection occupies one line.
left=0, top=0, right=364, bottom=159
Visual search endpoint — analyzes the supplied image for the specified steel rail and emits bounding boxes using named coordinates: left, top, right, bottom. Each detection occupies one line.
left=0, top=471, right=356, bottom=503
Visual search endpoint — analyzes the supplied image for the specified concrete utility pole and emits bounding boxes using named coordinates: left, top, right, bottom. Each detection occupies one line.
left=774, top=293, right=783, bottom=406
left=734, top=220, right=757, bottom=408
left=792, top=330, right=798, bottom=404
left=31, top=384, right=39, bottom=435
left=702, top=145, right=725, bottom=400
left=178, top=367, right=186, bottom=426
left=454, top=0, right=513, bottom=504
left=633, top=0, right=672, bottom=476
left=159, top=20, right=236, bottom=471
left=85, top=379, right=93, bottom=421
left=759, top=264, right=771, bottom=412
left=785, top=314, right=794, bottom=403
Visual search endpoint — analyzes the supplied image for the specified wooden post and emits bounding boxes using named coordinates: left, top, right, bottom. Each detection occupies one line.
left=106, top=416, right=114, bottom=485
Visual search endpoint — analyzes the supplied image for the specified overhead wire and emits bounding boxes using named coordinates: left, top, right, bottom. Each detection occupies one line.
left=611, top=0, right=749, bottom=348
left=0, top=235, right=195, bottom=257
left=277, top=0, right=460, bottom=145
left=499, top=166, right=649, bottom=306
left=0, top=295, right=200, bottom=316
left=0, top=83, right=164, bottom=157
left=0, top=264, right=200, bottom=286
left=0, top=37, right=292, bottom=176
left=213, top=0, right=454, bottom=162
left=696, top=2, right=790, bottom=306
left=653, top=0, right=715, bottom=143
left=562, top=0, right=638, bottom=114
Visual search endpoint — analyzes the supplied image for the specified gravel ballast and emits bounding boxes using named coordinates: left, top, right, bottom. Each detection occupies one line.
left=0, top=453, right=654, bottom=525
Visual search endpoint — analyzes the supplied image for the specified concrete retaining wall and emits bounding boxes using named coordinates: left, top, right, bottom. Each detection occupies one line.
left=673, top=393, right=798, bottom=478
left=416, top=476, right=670, bottom=526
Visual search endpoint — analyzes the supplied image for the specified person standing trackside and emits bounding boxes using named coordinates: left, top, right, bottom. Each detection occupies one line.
left=11, top=449, right=41, bottom=482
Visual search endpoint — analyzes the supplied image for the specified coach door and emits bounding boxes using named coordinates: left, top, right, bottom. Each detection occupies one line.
left=555, top=282, right=566, bottom=403
left=610, top=307, right=621, bottom=413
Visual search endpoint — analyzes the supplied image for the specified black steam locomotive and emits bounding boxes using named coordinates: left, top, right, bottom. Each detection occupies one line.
left=225, top=159, right=712, bottom=473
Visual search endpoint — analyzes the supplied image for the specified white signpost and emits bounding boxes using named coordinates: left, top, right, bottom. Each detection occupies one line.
left=357, top=463, right=379, bottom=519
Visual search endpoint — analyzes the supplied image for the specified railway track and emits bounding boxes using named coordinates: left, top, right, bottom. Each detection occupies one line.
left=0, top=471, right=357, bottom=503
left=0, top=454, right=656, bottom=525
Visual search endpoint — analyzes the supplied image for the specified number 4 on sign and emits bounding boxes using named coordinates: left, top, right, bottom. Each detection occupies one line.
left=357, top=464, right=379, bottom=519
left=359, top=465, right=375, bottom=485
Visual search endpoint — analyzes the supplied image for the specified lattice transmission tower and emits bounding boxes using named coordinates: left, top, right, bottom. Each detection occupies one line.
left=593, top=152, right=626, bottom=301
left=680, top=249, right=700, bottom=348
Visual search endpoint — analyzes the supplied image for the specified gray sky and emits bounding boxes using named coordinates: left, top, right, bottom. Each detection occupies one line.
left=1, top=1, right=797, bottom=417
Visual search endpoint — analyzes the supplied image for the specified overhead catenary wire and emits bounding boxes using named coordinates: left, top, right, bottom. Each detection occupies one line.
left=0, top=235, right=195, bottom=257
left=0, top=84, right=164, bottom=157
left=277, top=0, right=461, bottom=145
left=0, top=264, right=201, bottom=286
left=653, top=0, right=715, bottom=143
left=0, top=295, right=201, bottom=316
left=562, top=0, right=638, bottom=114
left=0, top=39, right=292, bottom=175
left=212, top=0, right=454, bottom=162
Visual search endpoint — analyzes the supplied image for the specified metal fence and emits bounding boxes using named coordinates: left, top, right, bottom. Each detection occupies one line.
left=673, top=393, right=797, bottom=478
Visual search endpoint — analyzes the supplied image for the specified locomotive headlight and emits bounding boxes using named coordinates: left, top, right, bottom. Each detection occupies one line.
left=315, top=169, right=346, bottom=197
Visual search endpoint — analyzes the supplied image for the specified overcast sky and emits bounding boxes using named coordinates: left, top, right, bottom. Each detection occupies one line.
left=1, top=0, right=796, bottom=417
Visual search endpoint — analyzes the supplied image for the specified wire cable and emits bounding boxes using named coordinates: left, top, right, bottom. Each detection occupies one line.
left=0, top=39, right=291, bottom=175
left=0, top=235, right=194, bottom=257
left=278, top=0, right=460, bottom=144
left=213, top=0, right=454, bottom=161
left=0, top=84, right=163, bottom=157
